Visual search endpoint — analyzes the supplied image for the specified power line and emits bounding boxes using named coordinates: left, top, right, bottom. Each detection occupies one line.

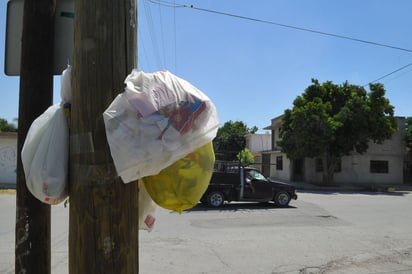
left=137, top=29, right=151, bottom=70
left=157, top=1, right=166, bottom=67
left=173, top=0, right=178, bottom=72
left=188, top=5, right=412, bottom=53
left=149, top=0, right=412, bottom=54
left=148, top=0, right=183, bottom=8
left=148, top=0, right=412, bottom=86
left=144, top=0, right=179, bottom=70
left=143, top=0, right=163, bottom=68
left=364, top=62, right=412, bottom=87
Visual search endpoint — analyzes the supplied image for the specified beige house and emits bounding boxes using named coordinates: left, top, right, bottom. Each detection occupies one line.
left=0, top=132, right=17, bottom=184
left=254, top=115, right=409, bottom=185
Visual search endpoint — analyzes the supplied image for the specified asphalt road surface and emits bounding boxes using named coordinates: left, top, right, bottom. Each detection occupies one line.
left=1, top=190, right=412, bottom=274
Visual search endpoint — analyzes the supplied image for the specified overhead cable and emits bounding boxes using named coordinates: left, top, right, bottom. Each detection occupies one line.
left=143, top=0, right=163, bottom=68
left=149, top=0, right=412, bottom=54
left=138, top=29, right=151, bottom=70
left=364, top=62, right=412, bottom=87
left=149, top=0, right=412, bottom=86
left=173, top=0, right=178, bottom=71
left=157, top=1, right=167, bottom=67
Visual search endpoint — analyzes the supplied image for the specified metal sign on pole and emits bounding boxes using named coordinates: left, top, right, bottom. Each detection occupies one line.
left=5, top=0, right=74, bottom=76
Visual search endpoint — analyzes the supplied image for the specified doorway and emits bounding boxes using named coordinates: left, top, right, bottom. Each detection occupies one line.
left=292, top=158, right=304, bottom=181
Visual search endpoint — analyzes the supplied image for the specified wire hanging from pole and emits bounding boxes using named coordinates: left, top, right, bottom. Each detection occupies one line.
left=148, top=0, right=412, bottom=54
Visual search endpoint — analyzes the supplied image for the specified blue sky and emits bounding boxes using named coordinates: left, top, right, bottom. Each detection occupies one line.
left=1, top=0, right=412, bottom=132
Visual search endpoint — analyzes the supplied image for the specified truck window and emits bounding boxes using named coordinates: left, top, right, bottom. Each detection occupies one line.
left=246, top=170, right=267, bottom=181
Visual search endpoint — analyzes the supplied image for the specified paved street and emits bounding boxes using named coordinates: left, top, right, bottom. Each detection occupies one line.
left=1, top=190, right=412, bottom=273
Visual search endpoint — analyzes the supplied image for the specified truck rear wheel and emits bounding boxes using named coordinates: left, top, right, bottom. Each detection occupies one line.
left=274, top=191, right=291, bottom=207
left=207, top=191, right=224, bottom=207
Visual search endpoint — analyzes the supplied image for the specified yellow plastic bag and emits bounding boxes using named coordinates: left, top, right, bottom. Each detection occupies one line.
left=143, top=142, right=215, bottom=213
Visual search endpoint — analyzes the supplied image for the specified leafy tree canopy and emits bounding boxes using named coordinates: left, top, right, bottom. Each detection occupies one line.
left=406, top=117, right=412, bottom=154
left=237, top=148, right=254, bottom=166
left=0, top=118, right=17, bottom=132
left=278, top=79, right=398, bottom=184
left=213, top=120, right=258, bottom=161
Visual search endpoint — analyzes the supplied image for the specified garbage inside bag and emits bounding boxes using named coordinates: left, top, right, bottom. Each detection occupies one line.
left=21, top=104, right=69, bottom=204
left=103, top=70, right=219, bottom=183
left=143, top=142, right=215, bottom=213
left=138, top=180, right=157, bottom=231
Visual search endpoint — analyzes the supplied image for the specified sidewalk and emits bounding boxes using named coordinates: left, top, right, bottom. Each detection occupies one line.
left=293, top=181, right=412, bottom=193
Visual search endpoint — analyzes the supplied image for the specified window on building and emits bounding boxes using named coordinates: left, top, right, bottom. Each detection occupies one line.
left=370, top=160, right=389, bottom=173
left=262, top=154, right=271, bottom=177
left=276, top=156, right=283, bottom=170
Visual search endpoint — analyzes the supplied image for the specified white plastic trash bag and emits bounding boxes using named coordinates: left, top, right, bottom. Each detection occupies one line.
left=138, top=180, right=156, bottom=231
left=60, top=65, right=72, bottom=103
left=103, top=70, right=219, bottom=183
left=21, top=104, right=69, bottom=204
left=21, top=65, right=72, bottom=205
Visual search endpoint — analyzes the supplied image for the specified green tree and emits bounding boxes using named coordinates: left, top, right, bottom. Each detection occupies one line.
left=237, top=148, right=254, bottom=166
left=0, top=118, right=17, bottom=132
left=406, top=117, right=412, bottom=154
left=213, top=120, right=258, bottom=161
left=278, top=79, right=397, bottom=185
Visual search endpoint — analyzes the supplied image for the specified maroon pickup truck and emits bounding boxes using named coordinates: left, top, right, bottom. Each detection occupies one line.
left=200, top=164, right=297, bottom=208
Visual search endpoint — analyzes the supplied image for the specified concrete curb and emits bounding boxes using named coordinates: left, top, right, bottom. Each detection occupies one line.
left=294, top=182, right=412, bottom=193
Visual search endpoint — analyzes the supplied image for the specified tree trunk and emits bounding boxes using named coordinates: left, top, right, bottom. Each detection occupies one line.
left=322, top=154, right=337, bottom=185
left=69, top=1, right=139, bottom=273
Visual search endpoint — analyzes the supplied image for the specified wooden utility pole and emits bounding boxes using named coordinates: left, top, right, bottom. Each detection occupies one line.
left=15, top=0, right=55, bottom=273
left=69, top=1, right=139, bottom=273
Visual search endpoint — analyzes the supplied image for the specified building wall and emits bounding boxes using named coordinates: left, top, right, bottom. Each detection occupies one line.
left=0, top=133, right=17, bottom=184
left=308, top=117, right=406, bottom=184
left=256, top=116, right=407, bottom=185
left=305, top=154, right=404, bottom=184
left=245, top=134, right=271, bottom=153
left=269, top=153, right=291, bottom=182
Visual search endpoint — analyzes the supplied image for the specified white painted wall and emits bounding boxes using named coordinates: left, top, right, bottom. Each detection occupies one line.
left=245, top=134, right=271, bottom=153
left=269, top=153, right=291, bottom=182
left=0, top=133, right=17, bottom=184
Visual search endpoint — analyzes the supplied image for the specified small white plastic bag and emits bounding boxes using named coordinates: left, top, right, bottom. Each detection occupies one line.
left=21, top=104, right=69, bottom=204
left=60, top=65, right=72, bottom=103
left=138, top=180, right=157, bottom=231
left=103, top=70, right=219, bottom=183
